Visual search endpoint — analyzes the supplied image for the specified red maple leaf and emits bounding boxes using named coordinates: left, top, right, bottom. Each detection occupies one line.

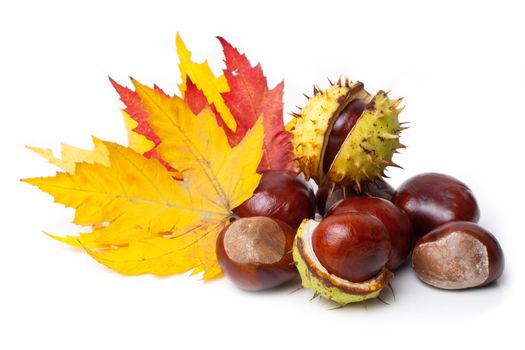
left=216, top=37, right=293, bottom=172
left=109, top=77, right=161, bottom=145
left=109, top=77, right=179, bottom=177
left=110, top=37, right=293, bottom=174
left=184, top=78, right=214, bottom=115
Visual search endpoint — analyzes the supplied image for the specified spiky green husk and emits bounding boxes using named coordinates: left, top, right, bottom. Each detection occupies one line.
left=293, top=219, right=393, bottom=305
left=291, top=78, right=369, bottom=183
left=291, top=77, right=404, bottom=189
left=328, top=91, right=403, bottom=187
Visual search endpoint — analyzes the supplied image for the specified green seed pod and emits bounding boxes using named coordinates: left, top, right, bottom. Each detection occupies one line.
left=291, top=77, right=405, bottom=190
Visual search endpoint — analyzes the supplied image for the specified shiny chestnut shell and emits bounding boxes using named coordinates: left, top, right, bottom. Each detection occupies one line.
left=316, top=178, right=395, bottom=215
left=234, top=170, right=316, bottom=229
left=327, top=197, right=414, bottom=270
left=312, top=212, right=391, bottom=282
left=412, top=221, right=504, bottom=289
left=216, top=217, right=297, bottom=291
left=322, top=98, right=367, bottom=173
left=393, top=173, right=480, bottom=237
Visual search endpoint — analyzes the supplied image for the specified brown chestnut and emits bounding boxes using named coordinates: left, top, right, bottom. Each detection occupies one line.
left=412, top=221, right=504, bottom=289
left=392, top=173, right=480, bottom=237
left=312, top=212, right=391, bottom=282
left=322, top=98, right=367, bottom=173
left=234, top=170, right=316, bottom=229
left=216, top=216, right=297, bottom=291
left=327, top=197, right=414, bottom=270
left=316, top=178, right=394, bottom=215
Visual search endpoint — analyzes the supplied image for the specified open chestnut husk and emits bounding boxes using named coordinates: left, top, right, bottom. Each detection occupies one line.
left=412, top=221, right=504, bottom=290
left=293, top=214, right=393, bottom=305
left=216, top=216, right=297, bottom=291
left=393, top=173, right=480, bottom=237
left=291, top=78, right=405, bottom=189
left=327, top=197, right=414, bottom=270
left=234, top=170, right=316, bottom=229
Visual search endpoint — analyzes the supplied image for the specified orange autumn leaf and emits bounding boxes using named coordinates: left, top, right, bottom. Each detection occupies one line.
left=24, top=89, right=264, bottom=278
left=110, top=77, right=182, bottom=180
left=23, top=34, right=294, bottom=280
left=116, top=34, right=293, bottom=173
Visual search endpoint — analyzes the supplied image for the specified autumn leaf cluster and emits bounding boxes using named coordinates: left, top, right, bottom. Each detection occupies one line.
left=24, top=34, right=293, bottom=279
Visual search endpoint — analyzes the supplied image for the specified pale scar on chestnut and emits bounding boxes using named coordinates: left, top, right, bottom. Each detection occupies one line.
left=224, top=218, right=286, bottom=265
left=413, top=231, right=489, bottom=289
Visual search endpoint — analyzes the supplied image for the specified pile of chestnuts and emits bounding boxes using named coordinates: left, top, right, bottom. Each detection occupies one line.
left=216, top=78, right=505, bottom=306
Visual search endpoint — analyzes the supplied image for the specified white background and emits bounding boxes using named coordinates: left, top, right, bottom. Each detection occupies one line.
left=1, top=1, right=523, bottom=349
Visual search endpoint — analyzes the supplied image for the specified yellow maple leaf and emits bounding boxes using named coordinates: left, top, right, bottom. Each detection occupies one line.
left=45, top=229, right=105, bottom=249
left=24, top=92, right=264, bottom=279
left=133, top=79, right=261, bottom=210
left=85, top=217, right=227, bottom=278
left=122, top=110, right=184, bottom=181
left=27, top=136, right=109, bottom=174
left=27, top=114, right=162, bottom=177
left=176, top=33, right=237, bottom=132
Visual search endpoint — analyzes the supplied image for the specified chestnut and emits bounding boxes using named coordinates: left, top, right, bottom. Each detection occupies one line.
left=216, top=216, right=297, bottom=291
left=322, top=98, right=367, bottom=173
left=327, top=197, right=414, bottom=270
left=392, top=173, right=480, bottom=237
left=312, top=212, right=391, bottom=282
left=316, top=178, right=395, bottom=215
left=412, top=221, right=504, bottom=290
left=234, top=170, right=316, bottom=229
